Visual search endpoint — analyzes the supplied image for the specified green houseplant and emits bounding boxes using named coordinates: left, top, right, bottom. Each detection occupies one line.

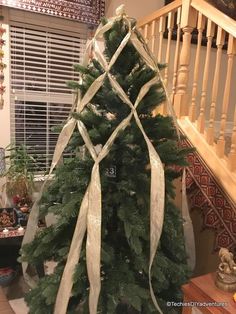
left=1, top=144, right=37, bottom=210
left=0, top=145, right=38, bottom=283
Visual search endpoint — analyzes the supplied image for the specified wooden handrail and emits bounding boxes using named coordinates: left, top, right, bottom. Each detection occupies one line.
left=137, top=0, right=182, bottom=27
left=138, top=0, right=236, bottom=37
left=191, top=0, right=236, bottom=37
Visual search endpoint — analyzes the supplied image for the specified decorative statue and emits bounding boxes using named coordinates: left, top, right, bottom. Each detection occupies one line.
left=215, top=248, right=236, bottom=292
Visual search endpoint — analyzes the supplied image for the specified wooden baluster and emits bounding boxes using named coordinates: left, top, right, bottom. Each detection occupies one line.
left=150, top=20, right=156, bottom=53
left=173, top=0, right=197, bottom=117
left=228, top=106, right=236, bottom=171
left=171, top=7, right=182, bottom=104
left=150, top=18, right=159, bottom=117
left=206, top=27, right=225, bottom=145
left=144, top=24, right=149, bottom=45
left=197, top=20, right=215, bottom=133
left=138, top=27, right=143, bottom=36
left=216, top=35, right=235, bottom=158
left=164, top=11, right=174, bottom=85
left=158, top=16, right=166, bottom=62
left=162, top=12, right=174, bottom=115
left=189, top=13, right=205, bottom=122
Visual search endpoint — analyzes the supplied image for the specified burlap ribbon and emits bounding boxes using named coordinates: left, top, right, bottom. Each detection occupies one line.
left=22, top=4, right=195, bottom=314
left=138, top=33, right=196, bottom=271
left=21, top=117, right=77, bottom=287
left=151, top=47, right=196, bottom=272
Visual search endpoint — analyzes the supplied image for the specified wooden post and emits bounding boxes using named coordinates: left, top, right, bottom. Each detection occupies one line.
left=189, top=13, right=205, bottom=122
left=144, top=23, right=149, bottom=45
left=164, top=11, right=174, bottom=85
left=171, top=7, right=182, bottom=104
left=150, top=20, right=156, bottom=53
left=206, top=27, right=225, bottom=145
left=197, top=19, right=215, bottom=133
left=216, top=35, right=235, bottom=158
left=162, top=11, right=174, bottom=115
left=173, top=0, right=197, bottom=118
left=138, top=26, right=144, bottom=37
left=228, top=106, right=236, bottom=171
left=158, top=16, right=166, bottom=62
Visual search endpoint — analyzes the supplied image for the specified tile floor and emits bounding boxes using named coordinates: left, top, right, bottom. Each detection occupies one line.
left=3, top=274, right=29, bottom=314
left=2, top=261, right=57, bottom=314
left=9, top=298, right=28, bottom=314
left=2, top=261, right=203, bottom=314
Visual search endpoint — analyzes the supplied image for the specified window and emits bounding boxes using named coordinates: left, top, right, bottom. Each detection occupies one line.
left=9, top=11, right=88, bottom=170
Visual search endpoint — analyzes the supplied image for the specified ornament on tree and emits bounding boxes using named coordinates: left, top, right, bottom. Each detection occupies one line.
left=20, top=5, right=194, bottom=314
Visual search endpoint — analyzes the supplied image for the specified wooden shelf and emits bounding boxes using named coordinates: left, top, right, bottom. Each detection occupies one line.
left=0, top=228, right=25, bottom=239
left=182, top=273, right=236, bottom=313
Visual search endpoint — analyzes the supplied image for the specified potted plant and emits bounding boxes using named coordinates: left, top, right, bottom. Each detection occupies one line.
left=0, top=144, right=37, bottom=222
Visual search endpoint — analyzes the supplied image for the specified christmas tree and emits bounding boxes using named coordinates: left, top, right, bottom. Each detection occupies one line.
left=21, top=9, right=190, bottom=314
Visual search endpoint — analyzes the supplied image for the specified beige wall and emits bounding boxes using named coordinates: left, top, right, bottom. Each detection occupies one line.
left=106, top=0, right=164, bottom=19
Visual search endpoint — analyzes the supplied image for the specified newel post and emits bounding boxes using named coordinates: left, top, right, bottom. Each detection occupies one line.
left=173, top=0, right=197, bottom=118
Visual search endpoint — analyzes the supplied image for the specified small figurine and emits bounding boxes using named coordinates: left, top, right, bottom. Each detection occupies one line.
left=215, top=248, right=236, bottom=292
left=14, top=207, right=28, bottom=226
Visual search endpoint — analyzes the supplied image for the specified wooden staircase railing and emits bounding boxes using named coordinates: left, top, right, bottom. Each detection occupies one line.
left=138, top=0, right=236, bottom=204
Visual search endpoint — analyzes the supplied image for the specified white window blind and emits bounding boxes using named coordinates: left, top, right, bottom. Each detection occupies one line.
left=10, top=15, right=87, bottom=171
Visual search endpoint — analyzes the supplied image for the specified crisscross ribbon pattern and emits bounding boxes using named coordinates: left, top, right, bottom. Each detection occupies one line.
left=21, top=5, right=195, bottom=314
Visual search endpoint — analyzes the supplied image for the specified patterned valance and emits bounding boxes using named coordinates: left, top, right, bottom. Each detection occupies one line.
left=0, top=0, right=105, bottom=25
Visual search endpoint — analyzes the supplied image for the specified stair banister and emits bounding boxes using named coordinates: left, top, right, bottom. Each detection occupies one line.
left=191, top=0, right=236, bottom=37
left=138, top=0, right=236, bottom=204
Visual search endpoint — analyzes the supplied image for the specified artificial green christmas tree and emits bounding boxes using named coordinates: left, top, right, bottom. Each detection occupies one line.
left=21, top=8, right=191, bottom=314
